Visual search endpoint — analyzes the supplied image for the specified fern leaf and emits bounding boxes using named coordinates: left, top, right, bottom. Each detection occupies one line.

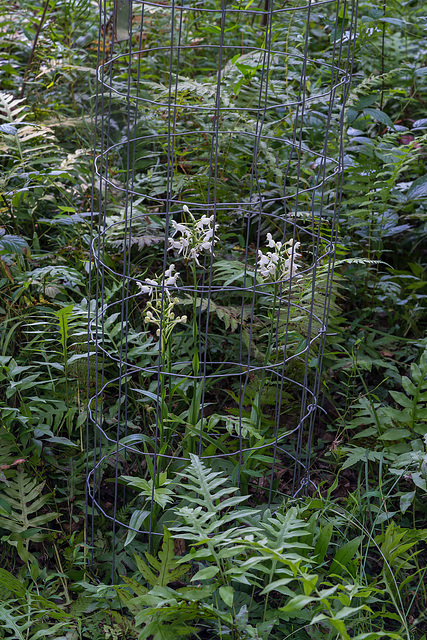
left=0, top=602, right=32, bottom=640
left=0, top=93, right=28, bottom=123
left=214, top=259, right=253, bottom=287
left=0, top=569, right=26, bottom=597
left=134, top=527, right=190, bottom=588
left=0, top=470, right=58, bottom=542
left=258, top=507, right=312, bottom=551
left=172, top=456, right=259, bottom=545
left=178, top=454, right=233, bottom=513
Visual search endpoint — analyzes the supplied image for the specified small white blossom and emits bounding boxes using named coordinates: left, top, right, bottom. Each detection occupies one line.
left=257, top=235, right=301, bottom=282
left=168, top=206, right=219, bottom=265
left=137, top=264, right=186, bottom=347
left=138, top=283, right=152, bottom=295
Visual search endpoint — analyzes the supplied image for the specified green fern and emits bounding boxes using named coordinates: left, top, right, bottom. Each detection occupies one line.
left=0, top=469, right=58, bottom=544
left=171, top=454, right=256, bottom=545
left=0, top=601, right=33, bottom=640
left=131, top=527, right=190, bottom=588
left=0, top=93, right=27, bottom=124
left=0, top=597, right=73, bottom=640
left=116, top=460, right=378, bottom=640
left=341, top=347, right=427, bottom=479
left=0, top=92, right=61, bottom=194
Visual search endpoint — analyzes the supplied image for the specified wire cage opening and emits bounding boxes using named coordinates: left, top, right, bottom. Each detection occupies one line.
left=87, top=0, right=357, bottom=573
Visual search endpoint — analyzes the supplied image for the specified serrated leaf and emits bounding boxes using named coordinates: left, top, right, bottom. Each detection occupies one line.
left=0, top=233, right=29, bottom=255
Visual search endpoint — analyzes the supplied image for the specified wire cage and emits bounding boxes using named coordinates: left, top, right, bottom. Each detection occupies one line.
left=87, top=0, right=357, bottom=572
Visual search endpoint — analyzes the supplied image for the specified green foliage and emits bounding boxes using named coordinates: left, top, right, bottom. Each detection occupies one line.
left=0, top=0, right=426, bottom=638
left=110, top=457, right=412, bottom=640
left=0, top=469, right=59, bottom=545
left=133, top=527, right=190, bottom=588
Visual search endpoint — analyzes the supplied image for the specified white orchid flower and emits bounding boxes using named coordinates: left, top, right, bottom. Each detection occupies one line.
left=257, top=234, right=301, bottom=282
left=138, top=263, right=185, bottom=347
left=168, top=205, right=218, bottom=265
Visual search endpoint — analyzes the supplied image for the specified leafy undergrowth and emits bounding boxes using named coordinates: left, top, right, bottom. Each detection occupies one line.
left=0, top=0, right=427, bottom=639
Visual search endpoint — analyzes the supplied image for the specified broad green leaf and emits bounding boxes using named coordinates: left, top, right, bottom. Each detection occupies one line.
left=260, top=577, right=294, bottom=596
left=362, top=108, right=394, bottom=128
left=121, top=476, right=173, bottom=508
left=0, top=123, right=17, bottom=134
left=47, top=436, right=78, bottom=447
left=412, top=118, right=427, bottom=129
left=314, top=521, right=333, bottom=564
left=399, top=491, right=415, bottom=514
left=407, top=174, right=427, bottom=200
left=379, top=429, right=411, bottom=441
left=219, top=585, right=234, bottom=607
left=125, top=510, right=150, bottom=546
left=279, top=594, right=316, bottom=612
left=0, top=231, right=29, bottom=255
left=191, top=566, right=219, bottom=581
left=330, top=536, right=363, bottom=575
left=389, top=390, right=413, bottom=409
left=0, top=569, right=26, bottom=596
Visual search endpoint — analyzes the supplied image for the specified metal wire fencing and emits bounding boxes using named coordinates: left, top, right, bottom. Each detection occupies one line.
left=87, top=0, right=358, bottom=575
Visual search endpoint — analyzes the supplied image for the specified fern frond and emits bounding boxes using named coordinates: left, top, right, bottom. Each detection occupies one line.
left=0, top=93, right=28, bottom=123
left=346, top=69, right=403, bottom=109
left=214, top=259, right=253, bottom=287
left=0, top=470, right=58, bottom=542
left=133, top=527, right=190, bottom=588
left=171, top=455, right=258, bottom=545
left=177, top=454, right=240, bottom=513
left=0, top=601, right=32, bottom=640
left=256, top=507, right=312, bottom=551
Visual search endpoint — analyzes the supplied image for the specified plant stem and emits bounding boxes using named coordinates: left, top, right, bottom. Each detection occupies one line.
left=20, top=0, right=51, bottom=99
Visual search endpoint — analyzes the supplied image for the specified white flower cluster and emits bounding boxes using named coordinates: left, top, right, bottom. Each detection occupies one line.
left=138, top=264, right=179, bottom=297
left=137, top=265, right=187, bottom=343
left=168, top=205, right=219, bottom=266
left=257, top=233, right=301, bottom=281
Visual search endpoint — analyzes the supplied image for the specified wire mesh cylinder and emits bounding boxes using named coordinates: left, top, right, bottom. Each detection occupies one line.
left=87, top=0, right=357, bottom=558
